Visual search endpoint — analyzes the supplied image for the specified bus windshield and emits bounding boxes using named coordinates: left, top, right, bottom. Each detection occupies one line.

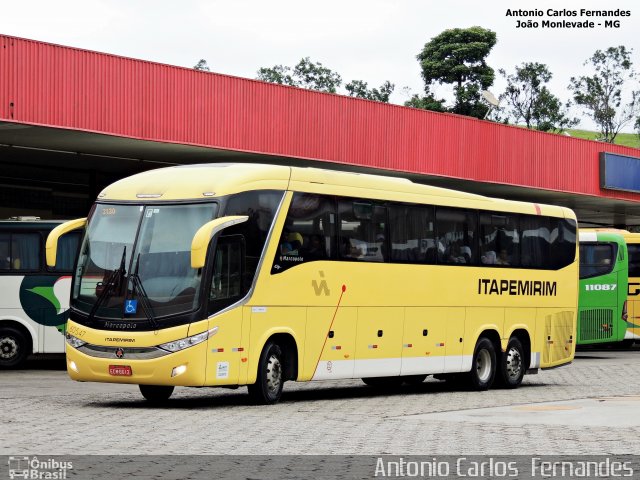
left=72, top=203, right=218, bottom=321
left=579, top=243, right=616, bottom=279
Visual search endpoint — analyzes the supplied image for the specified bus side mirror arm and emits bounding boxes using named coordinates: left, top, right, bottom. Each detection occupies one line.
left=191, top=215, right=249, bottom=269
left=46, top=218, right=87, bottom=267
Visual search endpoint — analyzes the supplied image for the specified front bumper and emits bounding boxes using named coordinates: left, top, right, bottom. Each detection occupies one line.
left=66, top=341, right=208, bottom=386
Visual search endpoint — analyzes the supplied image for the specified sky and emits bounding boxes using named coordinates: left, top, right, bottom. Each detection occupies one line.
left=2, top=0, right=639, bottom=132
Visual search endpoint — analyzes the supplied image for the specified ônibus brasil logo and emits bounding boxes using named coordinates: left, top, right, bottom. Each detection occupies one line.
left=19, top=276, right=72, bottom=334
left=8, top=456, right=73, bottom=479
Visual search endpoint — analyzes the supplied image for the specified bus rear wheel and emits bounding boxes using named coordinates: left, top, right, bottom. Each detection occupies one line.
left=139, top=385, right=174, bottom=403
left=496, top=337, right=525, bottom=388
left=466, top=337, right=496, bottom=390
left=248, top=341, right=284, bottom=405
left=0, top=326, right=29, bottom=369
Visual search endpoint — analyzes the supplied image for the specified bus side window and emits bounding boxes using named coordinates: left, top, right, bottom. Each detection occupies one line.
left=435, top=208, right=477, bottom=265
left=0, top=233, right=9, bottom=270
left=519, top=216, right=576, bottom=270
left=388, top=204, right=435, bottom=264
left=479, top=213, right=520, bottom=267
left=549, top=218, right=577, bottom=269
left=225, top=190, right=282, bottom=289
left=338, top=199, right=386, bottom=263
left=628, top=244, right=640, bottom=278
left=271, top=193, right=336, bottom=274
left=10, top=233, right=41, bottom=271
left=209, top=236, right=244, bottom=314
left=520, top=216, right=551, bottom=268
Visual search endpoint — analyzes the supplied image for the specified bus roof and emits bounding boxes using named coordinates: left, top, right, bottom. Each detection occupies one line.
left=0, top=219, right=66, bottom=229
left=98, top=163, right=575, bottom=220
left=579, top=230, right=627, bottom=244
left=582, top=228, right=640, bottom=243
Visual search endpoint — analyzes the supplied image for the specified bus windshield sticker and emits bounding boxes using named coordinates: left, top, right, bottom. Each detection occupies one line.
left=216, top=362, right=229, bottom=379
left=124, top=300, right=138, bottom=314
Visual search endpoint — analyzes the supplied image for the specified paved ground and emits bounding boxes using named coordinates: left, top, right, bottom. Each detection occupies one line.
left=2, top=348, right=640, bottom=455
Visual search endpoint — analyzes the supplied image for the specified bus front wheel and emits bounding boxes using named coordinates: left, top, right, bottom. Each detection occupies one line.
left=139, top=385, right=174, bottom=403
left=496, top=337, right=525, bottom=388
left=248, top=341, right=284, bottom=405
left=0, top=326, right=29, bottom=369
left=467, top=337, right=496, bottom=390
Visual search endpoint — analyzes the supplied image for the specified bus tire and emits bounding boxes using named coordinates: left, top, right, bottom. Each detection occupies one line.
left=0, top=326, right=30, bottom=369
left=248, top=341, right=284, bottom=405
left=496, top=337, right=525, bottom=388
left=466, top=337, right=496, bottom=390
left=139, top=384, right=174, bottom=403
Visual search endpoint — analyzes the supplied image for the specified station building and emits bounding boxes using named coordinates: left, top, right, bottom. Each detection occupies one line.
left=1, top=34, right=640, bottom=226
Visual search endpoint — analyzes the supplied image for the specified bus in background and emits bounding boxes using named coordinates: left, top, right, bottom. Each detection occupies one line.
left=47, top=164, right=579, bottom=404
left=0, top=217, right=81, bottom=368
left=577, top=230, right=628, bottom=345
left=618, top=231, right=640, bottom=345
left=588, top=229, right=640, bottom=346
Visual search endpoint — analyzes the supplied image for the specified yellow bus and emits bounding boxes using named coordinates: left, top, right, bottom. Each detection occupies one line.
left=47, top=164, right=578, bottom=404
left=616, top=231, right=640, bottom=344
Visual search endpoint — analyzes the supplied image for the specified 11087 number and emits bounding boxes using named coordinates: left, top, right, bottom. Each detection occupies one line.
left=585, top=284, right=617, bottom=291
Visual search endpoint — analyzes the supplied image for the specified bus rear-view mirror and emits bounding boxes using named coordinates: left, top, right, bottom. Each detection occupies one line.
left=45, top=218, right=87, bottom=267
left=191, top=215, right=249, bottom=269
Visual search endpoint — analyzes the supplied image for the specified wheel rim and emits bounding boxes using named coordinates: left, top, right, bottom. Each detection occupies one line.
left=265, top=354, right=282, bottom=394
left=476, top=349, right=491, bottom=383
left=0, top=336, right=18, bottom=360
left=505, top=346, right=522, bottom=380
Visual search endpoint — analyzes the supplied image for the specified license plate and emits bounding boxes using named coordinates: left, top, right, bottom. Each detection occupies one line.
left=109, top=365, right=132, bottom=376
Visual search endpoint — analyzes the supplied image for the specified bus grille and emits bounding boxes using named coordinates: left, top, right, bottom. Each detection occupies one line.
left=579, top=309, right=614, bottom=342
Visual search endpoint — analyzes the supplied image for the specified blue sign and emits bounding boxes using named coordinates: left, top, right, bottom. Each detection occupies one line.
left=124, top=300, right=138, bottom=315
left=600, top=152, right=640, bottom=193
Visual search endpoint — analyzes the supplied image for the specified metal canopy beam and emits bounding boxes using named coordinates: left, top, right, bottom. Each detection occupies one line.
left=2, top=122, right=639, bottom=226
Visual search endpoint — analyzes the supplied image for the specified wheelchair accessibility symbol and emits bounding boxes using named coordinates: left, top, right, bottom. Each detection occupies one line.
left=124, top=300, right=138, bottom=314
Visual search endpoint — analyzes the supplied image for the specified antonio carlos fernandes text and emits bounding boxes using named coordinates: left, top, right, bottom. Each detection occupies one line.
left=374, top=457, right=634, bottom=477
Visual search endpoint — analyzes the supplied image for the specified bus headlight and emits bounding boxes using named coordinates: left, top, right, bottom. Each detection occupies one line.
left=66, top=334, right=86, bottom=349
left=158, top=327, right=218, bottom=353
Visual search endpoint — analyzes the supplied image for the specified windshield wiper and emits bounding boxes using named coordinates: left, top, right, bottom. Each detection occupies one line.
left=87, top=246, right=127, bottom=323
left=127, top=253, right=160, bottom=330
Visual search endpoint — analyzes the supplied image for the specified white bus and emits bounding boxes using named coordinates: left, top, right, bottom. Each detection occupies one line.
left=0, top=217, right=81, bottom=368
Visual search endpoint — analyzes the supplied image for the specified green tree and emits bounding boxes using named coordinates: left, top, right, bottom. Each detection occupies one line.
left=416, top=26, right=497, bottom=118
left=404, top=92, right=446, bottom=112
left=293, top=57, right=342, bottom=93
left=345, top=80, right=395, bottom=102
left=636, top=116, right=640, bottom=143
left=500, top=62, right=578, bottom=132
left=569, top=46, right=640, bottom=143
left=257, top=57, right=342, bottom=93
left=256, top=64, right=295, bottom=86
left=193, top=59, right=210, bottom=72
left=257, top=58, right=395, bottom=102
